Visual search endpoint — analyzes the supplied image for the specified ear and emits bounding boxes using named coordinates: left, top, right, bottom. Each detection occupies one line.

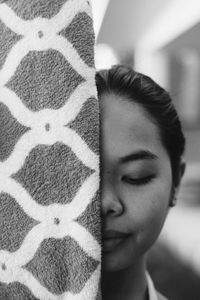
left=179, top=160, right=186, bottom=179
left=170, top=160, right=186, bottom=207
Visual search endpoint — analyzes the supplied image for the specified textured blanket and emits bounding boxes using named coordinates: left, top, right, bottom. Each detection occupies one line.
left=0, top=0, right=101, bottom=299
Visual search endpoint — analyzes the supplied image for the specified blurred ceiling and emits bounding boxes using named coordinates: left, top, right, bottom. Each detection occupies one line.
left=94, top=0, right=200, bottom=59
left=164, top=22, right=200, bottom=54
left=97, top=0, right=172, bottom=52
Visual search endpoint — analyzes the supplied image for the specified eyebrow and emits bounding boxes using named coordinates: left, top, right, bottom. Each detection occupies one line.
left=119, top=150, right=158, bottom=164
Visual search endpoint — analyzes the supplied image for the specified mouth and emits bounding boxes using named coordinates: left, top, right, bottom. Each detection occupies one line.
left=102, top=230, right=130, bottom=252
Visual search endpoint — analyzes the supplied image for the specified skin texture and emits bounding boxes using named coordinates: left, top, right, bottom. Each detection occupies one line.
left=100, top=93, right=177, bottom=300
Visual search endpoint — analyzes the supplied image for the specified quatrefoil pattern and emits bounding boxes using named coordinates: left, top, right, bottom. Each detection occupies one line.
left=0, top=0, right=101, bottom=299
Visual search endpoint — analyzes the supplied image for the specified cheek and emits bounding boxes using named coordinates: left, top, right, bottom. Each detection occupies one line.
left=126, top=181, right=171, bottom=253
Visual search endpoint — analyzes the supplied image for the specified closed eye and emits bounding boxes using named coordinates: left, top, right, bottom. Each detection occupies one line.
left=122, top=175, right=155, bottom=186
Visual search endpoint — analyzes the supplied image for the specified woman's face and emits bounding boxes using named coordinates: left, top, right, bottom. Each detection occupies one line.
left=100, top=93, right=173, bottom=272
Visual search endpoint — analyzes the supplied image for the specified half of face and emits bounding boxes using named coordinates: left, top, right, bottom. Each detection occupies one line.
left=100, top=93, right=173, bottom=272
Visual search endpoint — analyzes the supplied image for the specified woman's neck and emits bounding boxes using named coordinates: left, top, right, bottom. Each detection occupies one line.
left=102, top=259, right=148, bottom=300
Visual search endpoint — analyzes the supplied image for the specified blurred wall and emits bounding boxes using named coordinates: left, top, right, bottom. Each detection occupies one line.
left=97, top=0, right=172, bottom=56
left=163, top=22, right=200, bottom=164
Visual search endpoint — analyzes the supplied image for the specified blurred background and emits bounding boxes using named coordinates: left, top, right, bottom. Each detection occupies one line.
left=91, top=0, right=200, bottom=299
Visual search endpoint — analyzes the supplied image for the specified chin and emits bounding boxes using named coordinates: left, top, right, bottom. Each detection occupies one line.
left=102, top=251, right=131, bottom=273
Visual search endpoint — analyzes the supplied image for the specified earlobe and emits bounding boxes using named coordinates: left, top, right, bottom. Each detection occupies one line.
left=170, top=196, right=177, bottom=207
left=176, top=160, right=186, bottom=187
left=169, top=186, right=178, bottom=207
left=180, top=160, right=186, bottom=179
left=169, top=160, right=186, bottom=207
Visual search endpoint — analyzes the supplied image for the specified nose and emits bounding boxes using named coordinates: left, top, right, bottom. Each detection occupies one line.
left=101, top=177, right=124, bottom=217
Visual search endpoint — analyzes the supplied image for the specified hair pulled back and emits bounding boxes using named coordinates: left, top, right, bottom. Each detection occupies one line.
left=96, top=65, right=185, bottom=186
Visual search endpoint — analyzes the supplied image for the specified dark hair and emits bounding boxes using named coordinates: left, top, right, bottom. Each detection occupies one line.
left=96, top=65, right=185, bottom=187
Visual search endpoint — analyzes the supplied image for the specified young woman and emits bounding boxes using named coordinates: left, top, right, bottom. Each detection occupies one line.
left=96, top=65, right=186, bottom=300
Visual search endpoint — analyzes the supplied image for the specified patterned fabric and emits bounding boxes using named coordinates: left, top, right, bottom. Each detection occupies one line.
left=0, top=0, right=101, bottom=299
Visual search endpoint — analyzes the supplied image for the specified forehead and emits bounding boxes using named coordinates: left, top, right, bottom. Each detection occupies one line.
left=100, top=93, right=166, bottom=159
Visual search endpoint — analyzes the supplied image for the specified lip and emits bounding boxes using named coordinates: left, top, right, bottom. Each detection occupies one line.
left=102, top=230, right=130, bottom=252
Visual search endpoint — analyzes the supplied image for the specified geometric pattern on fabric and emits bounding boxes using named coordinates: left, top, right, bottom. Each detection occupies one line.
left=0, top=281, right=40, bottom=300
left=4, top=0, right=68, bottom=20
left=0, top=193, right=39, bottom=253
left=0, top=0, right=101, bottom=299
left=0, top=102, right=30, bottom=162
left=68, top=97, right=99, bottom=155
left=59, top=12, right=95, bottom=67
left=0, top=18, right=22, bottom=70
left=6, top=49, right=85, bottom=111
left=76, top=190, right=101, bottom=245
left=24, top=237, right=99, bottom=295
left=6, top=49, right=84, bottom=111
left=12, top=143, right=94, bottom=206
